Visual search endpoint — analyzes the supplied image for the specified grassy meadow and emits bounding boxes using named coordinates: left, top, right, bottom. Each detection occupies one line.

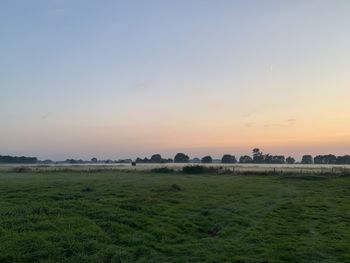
left=0, top=170, right=350, bottom=262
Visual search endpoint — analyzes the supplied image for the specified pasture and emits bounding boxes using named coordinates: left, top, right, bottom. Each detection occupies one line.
left=0, top=170, right=349, bottom=262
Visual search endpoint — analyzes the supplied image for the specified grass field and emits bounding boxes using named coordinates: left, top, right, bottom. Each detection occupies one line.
left=0, top=171, right=350, bottom=262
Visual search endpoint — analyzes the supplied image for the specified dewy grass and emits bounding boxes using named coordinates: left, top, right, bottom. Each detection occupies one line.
left=0, top=171, right=349, bottom=262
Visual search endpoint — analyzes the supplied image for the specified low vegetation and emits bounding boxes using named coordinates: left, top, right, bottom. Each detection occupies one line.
left=182, top=165, right=218, bottom=174
left=151, top=167, right=175, bottom=173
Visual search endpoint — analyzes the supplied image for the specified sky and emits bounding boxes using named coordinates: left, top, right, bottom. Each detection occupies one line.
left=1, top=0, right=350, bottom=161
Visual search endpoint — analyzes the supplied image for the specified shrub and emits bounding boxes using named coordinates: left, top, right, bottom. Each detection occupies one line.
left=151, top=167, right=174, bottom=173
left=12, top=167, right=30, bottom=173
left=182, top=165, right=217, bottom=174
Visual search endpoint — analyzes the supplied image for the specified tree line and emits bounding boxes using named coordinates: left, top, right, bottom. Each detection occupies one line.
left=1, top=150, right=350, bottom=165
left=135, top=149, right=350, bottom=165
left=0, top=155, right=38, bottom=164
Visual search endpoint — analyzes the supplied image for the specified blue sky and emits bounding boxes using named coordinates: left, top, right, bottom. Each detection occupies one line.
left=1, top=0, right=350, bottom=160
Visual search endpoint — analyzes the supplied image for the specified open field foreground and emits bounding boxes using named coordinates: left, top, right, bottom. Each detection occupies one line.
left=0, top=171, right=350, bottom=262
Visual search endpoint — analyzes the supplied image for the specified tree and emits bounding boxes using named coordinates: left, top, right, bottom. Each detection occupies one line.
left=286, top=156, right=295, bottom=164
left=301, top=155, right=313, bottom=164
left=201, top=156, right=212, bottom=163
left=191, top=158, right=201, bottom=163
left=314, top=155, right=322, bottom=164
left=174, top=153, right=190, bottom=163
left=0, top=155, right=38, bottom=164
left=325, top=154, right=337, bottom=164
left=135, top=157, right=143, bottom=163
left=221, top=154, right=237, bottom=164
left=239, top=155, right=253, bottom=163
left=252, top=148, right=264, bottom=163
left=272, top=155, right=285, bottom=164
left=314, top=154, right=337, bottom=164
left=91, top=157, right=98, bottom=163
left=150, top=154, right=162, bottom=163
left=336, top=155, right=350, bottom=164
left=263, top=154, right=273, bottom=163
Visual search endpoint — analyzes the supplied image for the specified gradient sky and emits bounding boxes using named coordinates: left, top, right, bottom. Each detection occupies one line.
left=1, top=0, right=350, bottom=160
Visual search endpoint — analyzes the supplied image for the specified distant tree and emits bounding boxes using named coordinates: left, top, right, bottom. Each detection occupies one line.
left=252, top=148, right=264, bottom=163
left=191, top=158, right=201, bottom=163
left=0, top=155, right=38, bottom=164
left=261, top=154, right=284, bottom=164
left=135, top=157, right=143, bottom=163
left=314, top=155, right=320, bottom=164
left=272, top=155, right=285, bottom=164
left=326, top=154, right=337, bottom=164
left=314, top=154, right=337, bottom=164
left=174, top=153, right=190, bottom=163
left=286, top=156, right=295, bottom=164
left=336, top=155, right=350, bottom=164
left=65, top=159, right=84, bottom=164
left=301, top=155, right=313, bottom=164
left=328, top=155, right=336, bottom=164
left=239, top=155, right=253, bottom=163
left=221, top=154, right=237, bottom=164
left=313, top=155, right=322, bottom=164
left=201, top=156, right=213, bottom=163
left=150, top=154, right=162, bottom=163
left=263, top=154, right=273, bottom=163
left=91, top=157, right=98, bottom=163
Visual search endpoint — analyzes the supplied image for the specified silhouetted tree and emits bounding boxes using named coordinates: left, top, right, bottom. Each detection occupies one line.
left=239, top=155, right=253, bottom=163
left=252, top=148, right=264, bottom=163
left=201, top=156, right=212, bottom=163
left=41, top=160, right=53, bottom=164
left=286, top=156, right=295, bottom=164
left=263, top=154, right=273, bottom=163
left=336, top=155, right=350, bottom=164
left=150, top=154, right=162, bottom=163
left=0, top=155, right=38, bottom=164
left=314, top=154, right=337, bottom=164
left=301, top=155, right=313, bottom=164
left=191, top=158, right=201, bottom=163
left=272, top=155, right=285, bottom=164
left=174, top=153, right=190, bottom=163
left=91, top=157, right=98, bottom=163
left=65, top=159, right=83, bottom=164
left=221, top=154, right=237, bottom=164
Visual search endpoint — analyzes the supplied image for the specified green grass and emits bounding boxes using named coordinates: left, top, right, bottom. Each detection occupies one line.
left=0, top=171, right=350, bottom=262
